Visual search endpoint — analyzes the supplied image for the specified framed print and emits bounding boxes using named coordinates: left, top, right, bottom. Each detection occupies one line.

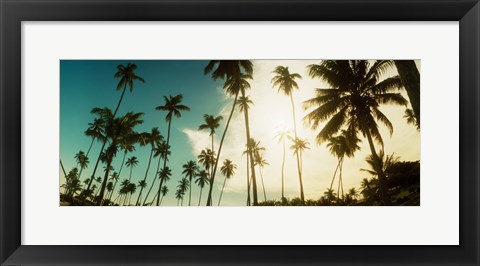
left=1, top=0, right=479, bottom=265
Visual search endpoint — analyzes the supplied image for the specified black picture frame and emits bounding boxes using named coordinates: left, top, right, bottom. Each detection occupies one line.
left=1, top=0, right=478, bottom=265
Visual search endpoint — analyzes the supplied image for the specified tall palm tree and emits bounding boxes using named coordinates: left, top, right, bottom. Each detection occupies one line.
left=289, top=137, right=310, bottom=204
left=204, top=60, right=253, bottom=206
left=271, top=66, right=303, bottom=202
left=236, top=93, right=259, bottom=206
left=137, top=180, right=148, bottom=204
left=95, top=109, right=144, bottom=205
left=182, top=160, right=199, bottom=206
left=118, top=179, right=130, bottom=205
left=254, top=153, right=269, bottom=202
left=326, top=130, right=361, bottom=201
left=107, top=171, right=119, bottom=201
left=113, top=63, right=145, bottom=116
left=198, top=148, right=215, bottom=177
left=274, top=127, right=292, bottom=200
left=199, top=114, right=223, bottom=152
left=155, top=94, right=190, bottom=206
left=143, top=140, right=170, bottom=206
left=304, top=60, right=407, bottom=205
left=175, top=189, right=184, bottom=206
left=218, top=159, right=237, bottom=206
left=74, top=150, right=89, bottom=183
left=195, top=170, right=209, bottom=206
left=127, top=182, right=137, bottom=206
left=155, top=166, right=172, bottom=205
left=126, top=156, right=139, bottom=182
left=135, top=128, right=162, bottom=206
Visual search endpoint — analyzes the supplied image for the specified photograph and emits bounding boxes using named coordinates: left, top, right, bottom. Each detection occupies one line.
left=59, top=60, right=420, bottom=207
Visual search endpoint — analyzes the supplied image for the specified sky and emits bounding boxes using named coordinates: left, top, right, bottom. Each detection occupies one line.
left=60, top=60, right=420, bottom=206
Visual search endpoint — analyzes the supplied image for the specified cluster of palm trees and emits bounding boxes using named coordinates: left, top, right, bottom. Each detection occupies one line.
left=60, top=59, right=420, bottom=206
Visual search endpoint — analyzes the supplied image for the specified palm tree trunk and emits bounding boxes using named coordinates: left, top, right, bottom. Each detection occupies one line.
left=328, top=160, right=340, bottom=196
left=142, top=155, right=162, bottom=206
left=259, top=167, right=267, bottom=202
left=394, top=60, right=420, bottom=127
left=218, top=176, right=228, bottom=206
left=188, top=176, right=192, bottom=206
left=365, top=130, right=391, bottom=205
left=198, top=187, right=203, bottom=206
left=159, top=194, right=164, bottom=205
left=207, top=91, right=239, bottom=206
left=82, top=139, right=107, bottom=205
left=85, top=137, right=95, bottom=157
left=281, top=138, right=285, bottom=200
left=242, top=92, right=258, bottom=206
left=109, top=178, right=119, bottom=202
left=290, top=94, right=305, bottom=204
left=113, top=83, right=127, bottom=117
left=246, top=153, right=251, bottom=206
left=97, top=147, right=116, bottom=206
left=107, top=151, right=127, bottom=200
left=136, top=149, right=154, bottom=206
left=156, top=120, right=172, bottom=206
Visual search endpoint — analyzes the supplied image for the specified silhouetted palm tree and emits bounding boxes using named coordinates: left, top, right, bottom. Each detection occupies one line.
left=198, top=148, right=216, bottom=177
left=289, top=137, right=310, bottom=204
left=155, top=166, right=172, bottom=206
left=304, top=60, right=407, bottom=205
left=326, top=130, right=361, bottom=201
left=143, top=140, right=170, bottom=206
left=113, top=63, right=145, bottom=116
left=218, top=159, right=237, bottom=206
left=274, top=127, right=292, bottom=200
left=159, top=185, right=169, bottom=205
left=254, top=153, right=269, bottom=202
left=127, top=182, right=137, bottom=206
left=271, top=65, right=303, bottom=202
left=182, top=160, right=199, bottom=206
left=135, top=128, right=162, bottom=206
left=155, top=94, right=190, bottom=206
left=204, top=60, right=253, bottom=206
left=199, top=114, right=223, bottom=153
left=175, top=189, right=184, bottom=206
left=394, top=60, right=420, bottom=127
left=107, top=171, right=119, bottom=201
left=74, top=150, right=89, bottom=184
left=195, top=170, right=209, bottom=206
left=177, top=177, right=189, bottom=206
left=84, top=118, right=105, bottom=156
left=236, top=93, right=259, bottom=205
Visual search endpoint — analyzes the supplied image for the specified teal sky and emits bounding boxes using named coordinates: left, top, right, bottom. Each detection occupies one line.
left=60, top=60, right=226, bottom=206
left=60, top=60, right=420, bottom=206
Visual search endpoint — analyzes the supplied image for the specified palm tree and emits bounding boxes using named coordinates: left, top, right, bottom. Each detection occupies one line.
left=126, top=156, right=139, bottom=182
left=115, top=134, right=138, bottom=186
left=199, top=114, right=223, bottom=152
left=323, top=188, right=337, bottom=204
left=348, top=188, right=359, bottom=201
left=198, top=148, right=216, bottom=177
left=304, top=60, right=407, bottom=205
left=236, top=93, right=259, bottom=206
left=84, top=118, right=105, bottom=156
left=204, top=60, right=253, bottom=81
left=289, top=137, right=310, bottom=204
left=74, top=150, right=89, bottom=183
left=118, top=179, right=130, bottom=205
left=61, top=168, right=81, bottom=200
left=254, top=153, right=269, bottom=202
left=274, top=127, right=292, bottom=200
left=271, top=66, right=303, bottom=203
left=326, top=130, right=361, bottom=201
left=135, top=128, right=162, bottom=206
left=155, top=94, right=190, bottom=206
left=95, top=109, right=144, bottom=205
left=394, top=60, right=420, bottom=127
left=204, top=60, right=253, bottom=206
left=195, top=170, right=210, bottom=206
left=175, top=189, right=184, bottom=206
left=182, top=160, right=199, bottom=206
left=113, top=63, right=145, bottom=116
left=155, top=167, right=172, bottom=205
left=159, top=185, right=169, bottom=205
left=127, top=182, right=137, bottom=206
left=137, top=180, right=148, bottom=204
left=107, top=171, right=119, bottom=201
left=177, top=177, right=189, bottom=206
left=218, top=159, right=237, bottom=206
left=143, top=140, right=170, bottom=206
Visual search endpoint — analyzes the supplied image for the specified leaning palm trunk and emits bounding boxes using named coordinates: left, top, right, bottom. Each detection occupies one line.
left=142, top=153, right=162, bottom=205
left=328, top=158, right=341, bottom=203
left=217, top=176, right=228, bottom=206
left=241, top=92, right=258, bottom=205
left=108, top=151, right=127, bottom=201
left=198, top=187, right=204, bottom=206
left=188, top=176, right=193, bottom=206
left=206, top=91, right=240, bottom=206
left=290, top=94, right=305, bottom=204
left=394, top=60, right=420, bottom=127
left=135, top=149, right=154, bottom=206
left=246, top=153, right=251, bottom=206
left=97, top=147, right=116, bottom=205
left=281, top=138, right=286, bottom=200
left=156, top=120, right=172, bottom=206
left=82, top=140, right=107, bottom=205
left=259, top=166, right=267, bottom=202
left=365, top=130, right=391, bottom=205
